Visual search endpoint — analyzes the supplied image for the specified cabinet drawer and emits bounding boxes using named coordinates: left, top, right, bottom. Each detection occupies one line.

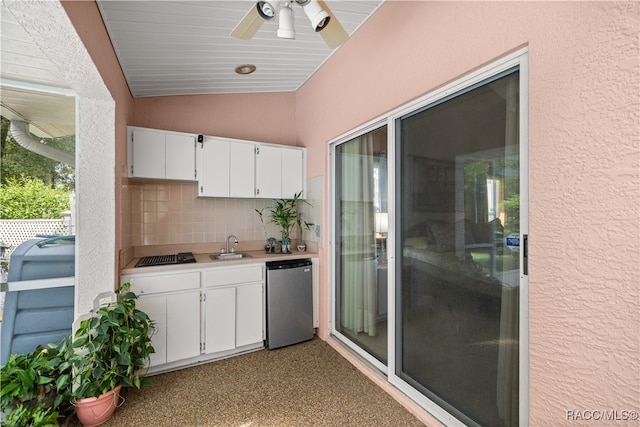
left=125, top=271, right=200, bottom=295
left=204, top=264, right=263, bottom=287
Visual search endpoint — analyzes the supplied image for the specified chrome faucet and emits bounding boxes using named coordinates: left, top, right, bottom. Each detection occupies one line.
left=226, top=234, right=239, bottom=253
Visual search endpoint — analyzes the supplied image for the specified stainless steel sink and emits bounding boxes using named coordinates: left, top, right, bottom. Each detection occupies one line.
left=210, top=252, right=252, bottom=261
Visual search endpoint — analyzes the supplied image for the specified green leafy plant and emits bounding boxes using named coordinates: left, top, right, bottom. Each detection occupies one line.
left=0, top=284, right=155, bottom=425
left=255, top=207, right=276, bottom=243
left=296, top=217, right=314, bottom=244
left=5, top=403, right=60, bottom=427
left=70, top=282, right=155, bottom=400
left=268, top=191, right=313, bottom=242
left=0, top=339, right=74, bottom=426
left=269, top=198, right=297, bottom=241
left=0, top=177, right=71, bottom=219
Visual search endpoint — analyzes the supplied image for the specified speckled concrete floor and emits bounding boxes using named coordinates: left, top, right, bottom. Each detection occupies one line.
left=67, top=337, right=424, bottom=426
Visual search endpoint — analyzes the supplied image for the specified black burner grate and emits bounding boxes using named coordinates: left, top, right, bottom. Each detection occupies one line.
left=135, top=254, right=178, bottom=267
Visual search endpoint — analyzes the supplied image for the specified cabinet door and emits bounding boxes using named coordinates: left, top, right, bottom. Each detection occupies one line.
left=166, top=133, right=195, bottom=181
left=135, top=294, right=167, bottom=367
left=205, top=287, right=236, bottom=354
left=131, top=128, right=165, bottom=179
left=281, top=147, right=304, bottom=199
left=166, top=291, right=201, bottom=363
left=236, top=282, right=264, bottom=347
left=255, top=144, right=282, bottom=199
left=197, top=137, right=230, bottom=197
left=229, top=141, right=256, bottom=197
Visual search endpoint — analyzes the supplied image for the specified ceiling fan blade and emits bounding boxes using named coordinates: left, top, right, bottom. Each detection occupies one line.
left=317, top=0, right=349, bottom=49
left=231, top=4, right=264, bottom=40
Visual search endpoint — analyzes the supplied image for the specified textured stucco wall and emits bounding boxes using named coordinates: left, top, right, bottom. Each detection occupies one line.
left=4, top=0, right=119, bottom=316
left=132, top=93, right=297, bottom=146
left=296, top=1, right=639, bottom=425
left=61, top=0, right=135, bottom=271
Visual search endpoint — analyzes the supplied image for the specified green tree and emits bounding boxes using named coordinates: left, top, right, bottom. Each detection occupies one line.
left=0, top=116, right=75, bottom=190
left=0, top=177, right=70, bottom=219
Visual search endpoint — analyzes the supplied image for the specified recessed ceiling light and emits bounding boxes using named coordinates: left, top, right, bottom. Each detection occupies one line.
left=235, top=64, right=256, bottom=75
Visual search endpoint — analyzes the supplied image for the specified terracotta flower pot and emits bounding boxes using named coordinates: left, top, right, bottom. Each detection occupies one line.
left=74, top=385, right=123, bottom=427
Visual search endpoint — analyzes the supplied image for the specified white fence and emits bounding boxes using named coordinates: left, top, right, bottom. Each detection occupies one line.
left=0, top=219, right=71, bottom=261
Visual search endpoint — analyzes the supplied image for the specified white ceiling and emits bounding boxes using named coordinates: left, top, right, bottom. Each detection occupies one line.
left=96, top=0, right=383, bottom=97
left=0, top=3, right=75, bottom=137
left=0, top=1, right=382, bottom=137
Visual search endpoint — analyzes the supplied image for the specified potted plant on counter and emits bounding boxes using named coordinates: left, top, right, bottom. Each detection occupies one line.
left=269, top=197, right=296, bottom=253
left=70, top=282, right=155, bottom=427
left=268, top=191, right=312, bottom=253
left=255, top=207, right=277, bottom=252
left=296, top=216, right=314, bottom=252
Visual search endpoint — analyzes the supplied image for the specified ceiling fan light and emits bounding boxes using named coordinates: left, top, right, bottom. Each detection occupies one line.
left=256, top=1, right=278, bottom=21
left=277, top=3, right=295, bottom=39
left=302, top=0, right=330, bottom=32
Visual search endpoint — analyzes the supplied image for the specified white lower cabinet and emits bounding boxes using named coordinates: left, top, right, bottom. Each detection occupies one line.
left=204, top=286, right=236, bottom=354
left=236, top=282, right=263, bottom=347
left=136, top=290, right=201, bottom=365
left=134, top=294, right=167, bottom=367
left=123, top=271, right=201, bottom=370
left=203, top=264, right=264, bottom=354
left=166, top=291, right=201, bottom=362
left=122, top=263, right=264, bottom=373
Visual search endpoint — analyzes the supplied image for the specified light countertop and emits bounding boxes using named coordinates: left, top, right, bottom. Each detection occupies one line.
left=121, top=249, right=317, bottom=275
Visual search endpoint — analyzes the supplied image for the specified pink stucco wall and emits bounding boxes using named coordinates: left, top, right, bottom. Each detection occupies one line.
left=296, top=1, right=639, bottom=425
left=132, top=93, right=297, bottom=146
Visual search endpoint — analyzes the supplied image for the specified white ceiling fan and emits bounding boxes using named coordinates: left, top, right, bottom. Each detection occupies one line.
left=231, top=0, right=349, bottom=49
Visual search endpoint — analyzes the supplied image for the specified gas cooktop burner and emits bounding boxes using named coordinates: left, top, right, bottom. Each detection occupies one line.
left=135, top=252, right=196, bottom=267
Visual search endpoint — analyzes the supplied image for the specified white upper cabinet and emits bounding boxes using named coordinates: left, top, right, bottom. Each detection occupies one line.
left=196, top=137, right=255, bottom=198
left=255, top=144, right=281, bottom=199
left=166, top=133, right=197, bottom=180
left=129, top=126, right=305, bottom=199
left=128, top=126, right=195, bottom=180
left=256, top=144, right=305, bottom=199
left=281, top=147, right=304, bottom=199
left=197, top=137, right=230, bottom=197
left=229, top=141, right=256, bottom=198
left=130, top=127, right=165, bottom=179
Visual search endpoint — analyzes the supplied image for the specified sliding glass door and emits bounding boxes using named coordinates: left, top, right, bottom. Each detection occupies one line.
left=334, top=125, right=388, bottom=365
left=331, top=53, right=527, bottom=426
left=396, top=70, right=521, bottom=426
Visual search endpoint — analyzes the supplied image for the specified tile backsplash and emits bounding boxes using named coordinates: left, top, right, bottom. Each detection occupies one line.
left=122, top=181, right=317, bottom=248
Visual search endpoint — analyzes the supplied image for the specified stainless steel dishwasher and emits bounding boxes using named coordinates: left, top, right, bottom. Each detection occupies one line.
left=265, top=258, right=313, bottom=349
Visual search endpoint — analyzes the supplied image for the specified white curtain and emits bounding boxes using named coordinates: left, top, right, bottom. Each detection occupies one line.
left=497, top=74, right=520, bottom=427
left=340, top=134, right=378, bottom=336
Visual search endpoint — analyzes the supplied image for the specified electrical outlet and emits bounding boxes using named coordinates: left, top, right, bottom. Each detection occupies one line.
left=315, top=225, right=321, bottom=237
